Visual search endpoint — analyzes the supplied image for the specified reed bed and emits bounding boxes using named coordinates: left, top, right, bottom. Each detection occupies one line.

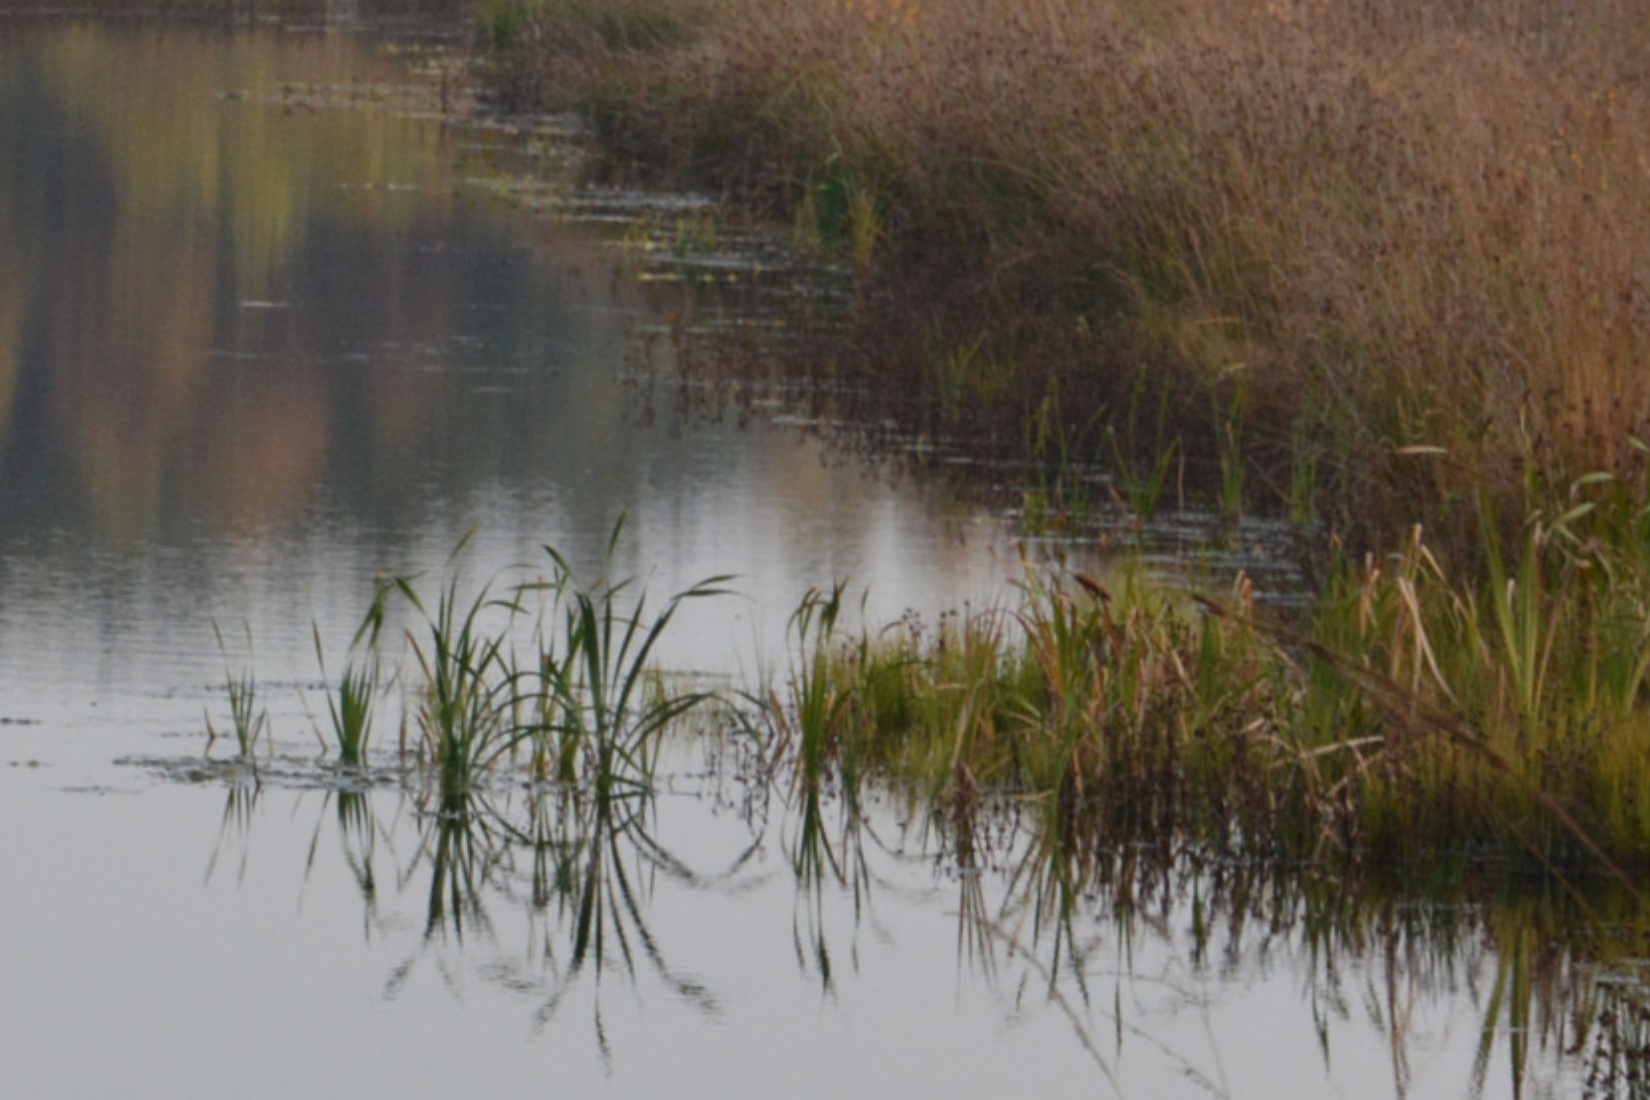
left=481, top=0, right=1650, bottom=558
left=465, top=0, right=1650, bottom=876
left=207, top=539, right=1650, bottom=1072
left=749, top=519, right=1650, bottom=873
left=256, top=515, right=1650, bottom=871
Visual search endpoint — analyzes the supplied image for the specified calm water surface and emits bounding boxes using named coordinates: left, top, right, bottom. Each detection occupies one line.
left=0, top=13, right=1614, bottom=1100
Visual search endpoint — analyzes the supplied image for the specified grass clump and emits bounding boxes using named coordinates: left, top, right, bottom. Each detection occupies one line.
left=313, top=579, right=391, bottom=769
left=207, top=623, right=268, bottom=775
left=393, top=540, right=525, bottom=796
left=525, top=534, right=731, bottom=796
left=754, top=513, right=1650, bottom=874
left=256, top=528, right=727, bottom=802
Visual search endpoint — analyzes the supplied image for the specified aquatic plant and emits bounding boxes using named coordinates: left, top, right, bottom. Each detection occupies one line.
left=207, top=623, right=268, bottom=774
left=763, top=581, right=853, bottom=787
left=319, top=648, right=379, bottom=769
left=744, top=520, right=1650, bottom=876
left=313, top=578, right=391, bottom=768
left=393, top=540, right=524, bottom=797
left=521, top=533, right=732, bottom=797
left=286, top=526, right=730, bottom=802
left=1106, top=372, right=1179, bottom=524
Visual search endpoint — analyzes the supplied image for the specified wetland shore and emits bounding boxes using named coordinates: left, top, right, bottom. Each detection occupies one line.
left=470, top=0, right=1650, bottom=878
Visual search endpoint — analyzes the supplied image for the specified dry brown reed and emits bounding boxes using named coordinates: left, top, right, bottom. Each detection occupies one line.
left=489, top=0, right=1650, bottom=555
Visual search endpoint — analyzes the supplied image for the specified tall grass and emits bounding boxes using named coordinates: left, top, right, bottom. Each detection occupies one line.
left=482, top=0, right=1650, bottom=559
left=747, top=528, right=1650, bottom=873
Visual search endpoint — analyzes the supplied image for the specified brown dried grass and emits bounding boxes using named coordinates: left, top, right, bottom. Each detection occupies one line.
left=491, top=0, right=1650, bottom=553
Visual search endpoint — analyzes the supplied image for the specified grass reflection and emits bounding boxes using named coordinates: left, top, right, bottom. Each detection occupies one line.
left=205, top=780, right=263, bottom=888
left=195, top=729, right=1650, bottom=1093
left=304, top=789, right=381, bottom=936
left=1582, top=968, right=1650, bottom=1099
left=186, top=540, right=1650, bottom=1090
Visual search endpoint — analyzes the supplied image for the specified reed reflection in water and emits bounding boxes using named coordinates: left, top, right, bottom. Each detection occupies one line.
left=177, top=736, right=1650, bottom=1100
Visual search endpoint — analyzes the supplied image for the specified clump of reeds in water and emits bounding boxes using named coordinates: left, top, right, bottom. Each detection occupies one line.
left=314, top=582, right=390, bottom=770
left=207, top=623, right=268, bottom=777
left=211, top=494, right=1650, bottom=879
left=277, top=527, right=729, bottom=803
left=753, top=565, right=1305, bottom=863
left=214, top=530, right=735, bottom=846
left=754, top=498, right=1650, bottom=877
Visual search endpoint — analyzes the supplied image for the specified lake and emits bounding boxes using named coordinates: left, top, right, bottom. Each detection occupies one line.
left=0, top=9, right=1622, bottom=1099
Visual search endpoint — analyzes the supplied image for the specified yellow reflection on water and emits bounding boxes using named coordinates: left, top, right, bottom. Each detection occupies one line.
left=4, top=22, right=469, bottom=537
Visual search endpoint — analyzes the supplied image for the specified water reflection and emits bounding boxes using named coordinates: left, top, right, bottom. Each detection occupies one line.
left=186, top=747, right=1650, bottom=1098
left=0, top=22, right=586, bottom=540
left=0, top=18, right=1033, bottom=733
left=288, top=779, right=735, bottom=1024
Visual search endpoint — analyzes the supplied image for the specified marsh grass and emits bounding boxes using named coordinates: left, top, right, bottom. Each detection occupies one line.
left=393, top=543, right=524, bottom=797
left=313, top=579, right=391, bottom=769
left=207, top=623, right=268, bottom=775
left=282, top=527, right=731, bottom=810
left=523, top=535, right=732, bottom=796
left=483, top=0, right=1650, bottom=562
left=747, top=522, right=1650, bottom=874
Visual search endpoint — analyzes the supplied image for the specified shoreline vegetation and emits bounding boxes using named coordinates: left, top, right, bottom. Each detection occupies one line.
left=209, top=535, right=1650, bottom=1084
left=461, top=0, right=1650, bottom=877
